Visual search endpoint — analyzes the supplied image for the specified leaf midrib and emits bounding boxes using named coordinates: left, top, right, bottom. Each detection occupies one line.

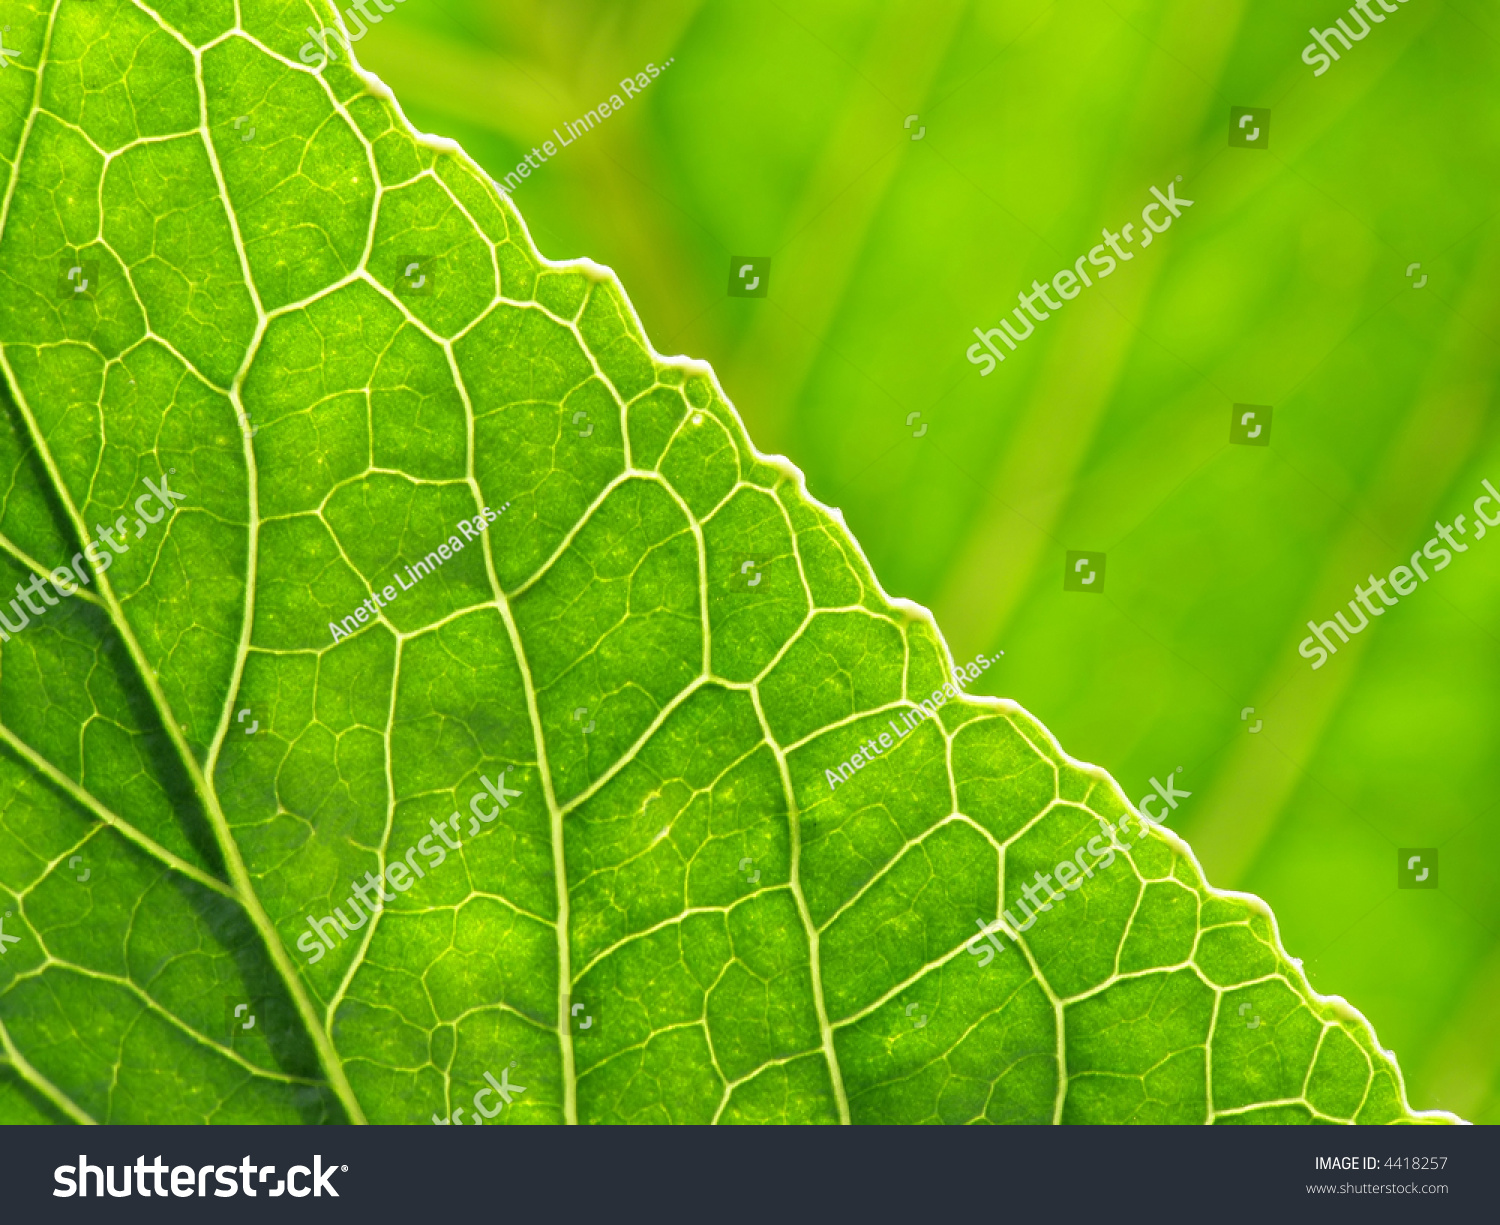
left=0, top=355, right=365, bottom=1120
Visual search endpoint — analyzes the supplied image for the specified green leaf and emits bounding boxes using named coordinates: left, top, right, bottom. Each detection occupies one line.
left=0, top=0, right=1458, bottom=1125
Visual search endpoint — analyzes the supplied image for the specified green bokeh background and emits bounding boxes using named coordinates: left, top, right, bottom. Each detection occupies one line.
left=357, top=0, right=1500, bottom=1121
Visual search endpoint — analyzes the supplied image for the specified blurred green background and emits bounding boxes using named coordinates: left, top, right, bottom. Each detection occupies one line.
left=356, top=0, right=1500, bottom=1121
